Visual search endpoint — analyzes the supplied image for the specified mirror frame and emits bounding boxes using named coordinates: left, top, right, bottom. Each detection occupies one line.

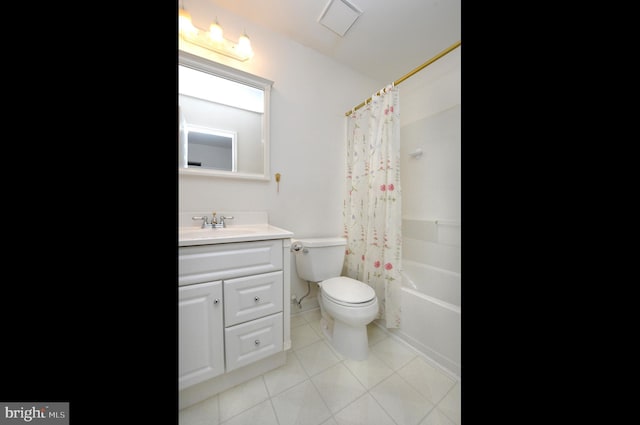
left=179, top=50, right=273, bottom=181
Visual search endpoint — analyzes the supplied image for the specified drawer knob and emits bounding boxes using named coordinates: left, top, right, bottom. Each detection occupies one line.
left=213, top=299, right=220, bottom=305
left=254, top=296, right=260, bottom=302
left=254, top=339, right=261, bottom=346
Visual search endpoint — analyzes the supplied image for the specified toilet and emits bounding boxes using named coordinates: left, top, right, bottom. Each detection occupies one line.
left=292, top=237, right=378, bottom=360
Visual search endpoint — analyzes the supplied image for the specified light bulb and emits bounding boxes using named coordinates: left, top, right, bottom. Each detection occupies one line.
left=237, top=33, right=254, bottom=58
left=178, top=8, right=197, bottom=37
left=209, top=20, right=223, bottom=43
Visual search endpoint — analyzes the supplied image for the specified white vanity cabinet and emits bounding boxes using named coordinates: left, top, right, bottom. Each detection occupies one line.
left=178, top=229, right=292, bottom=409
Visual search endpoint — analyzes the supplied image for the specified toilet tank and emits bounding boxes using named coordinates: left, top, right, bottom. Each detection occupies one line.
left=293, top=237, right=347, bottom=282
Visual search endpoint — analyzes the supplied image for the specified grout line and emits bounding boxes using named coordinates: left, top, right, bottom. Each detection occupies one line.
left=415, top=404, right=437, bottom=425
left=336, top=391, right=401, bottom=425
left=371, top=320, right=460, bottom=382
left=434, top=381, right=460, bottom=425
left=267, top=395, right=281, bottom=425
left=306, top=367, right=338, bottom=420
left=365, top=372, right=403, bottom=425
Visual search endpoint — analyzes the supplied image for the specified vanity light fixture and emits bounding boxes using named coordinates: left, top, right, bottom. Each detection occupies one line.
left=178, top=6, right=254, bottom=61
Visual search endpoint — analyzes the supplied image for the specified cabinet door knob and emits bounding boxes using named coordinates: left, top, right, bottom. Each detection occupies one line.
left=213, top=298, right=220, bottom=305
left=254, top=296, right=260, bottom=302
left=254, top=339, right=260, bottom=346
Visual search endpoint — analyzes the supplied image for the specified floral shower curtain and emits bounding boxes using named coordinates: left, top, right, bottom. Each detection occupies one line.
left=343, top=85, right=402, bottom=328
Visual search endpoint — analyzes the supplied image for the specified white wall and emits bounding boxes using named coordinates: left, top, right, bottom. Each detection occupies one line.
left=399, top=47, right=461, bottom=273
left=178, top=1, right=382, bottom=310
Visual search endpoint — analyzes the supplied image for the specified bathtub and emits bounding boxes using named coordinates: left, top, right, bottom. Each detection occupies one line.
left=391, top=259, right=461, bottom=377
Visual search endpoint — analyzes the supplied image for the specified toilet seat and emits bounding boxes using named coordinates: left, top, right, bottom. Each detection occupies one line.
left=321, top=277, right=376, bottom=306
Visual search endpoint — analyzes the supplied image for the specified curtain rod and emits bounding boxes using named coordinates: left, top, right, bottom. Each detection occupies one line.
left=345, top=40, right=461, bottom=117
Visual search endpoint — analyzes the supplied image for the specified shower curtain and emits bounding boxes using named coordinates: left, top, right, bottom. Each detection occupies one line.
left=343, top=85, right=402, bottom=328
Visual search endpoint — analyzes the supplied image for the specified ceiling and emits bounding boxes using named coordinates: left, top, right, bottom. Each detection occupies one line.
left=207, top=0, right=461, bottom=83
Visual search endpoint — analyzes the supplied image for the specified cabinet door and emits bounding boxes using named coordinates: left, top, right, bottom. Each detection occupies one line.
left=224, top=271, right=283, bottom=327
left=179, top=281, right=224, bottom=390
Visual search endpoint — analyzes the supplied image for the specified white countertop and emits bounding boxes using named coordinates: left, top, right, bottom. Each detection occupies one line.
left=178, top=224, right=294, bottom=246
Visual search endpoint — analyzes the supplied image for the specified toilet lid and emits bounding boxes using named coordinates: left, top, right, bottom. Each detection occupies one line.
left=321, top=277, right=376, bottom=304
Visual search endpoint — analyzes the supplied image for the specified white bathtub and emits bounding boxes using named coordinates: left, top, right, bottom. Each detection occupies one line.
left=392, top=259, right=461, bottom=377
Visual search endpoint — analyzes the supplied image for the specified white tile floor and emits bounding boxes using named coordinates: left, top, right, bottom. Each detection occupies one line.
left=179, top=308, right=461, bottom=425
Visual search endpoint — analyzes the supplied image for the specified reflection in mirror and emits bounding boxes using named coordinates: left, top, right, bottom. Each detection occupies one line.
left=178, top=50, right=273, bottom=180
left=182, top=124, right=237, bottom=171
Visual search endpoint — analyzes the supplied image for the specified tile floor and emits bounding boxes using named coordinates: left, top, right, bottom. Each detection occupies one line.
left=179, top=308, right=461, bottom=425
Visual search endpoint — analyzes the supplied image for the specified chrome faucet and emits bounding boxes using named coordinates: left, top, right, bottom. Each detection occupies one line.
left=192, top=215, right=213, bottom=229
left=215, top=215, right=234, bottom=228
left=192, top=212, right=234, bottom=229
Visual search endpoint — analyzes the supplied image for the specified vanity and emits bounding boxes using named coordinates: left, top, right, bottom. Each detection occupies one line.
left=178, top=214, right=293, bottom=409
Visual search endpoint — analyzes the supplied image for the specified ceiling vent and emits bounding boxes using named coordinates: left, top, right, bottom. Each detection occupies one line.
left=318, top=0, right=363, bottom=37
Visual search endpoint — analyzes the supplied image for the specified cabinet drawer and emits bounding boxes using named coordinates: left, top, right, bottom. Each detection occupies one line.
left=179, top=240, right=283, bottom=286
left=224, top=271, right=283, bottom=327
left=225, top=312, right=283, bottom=372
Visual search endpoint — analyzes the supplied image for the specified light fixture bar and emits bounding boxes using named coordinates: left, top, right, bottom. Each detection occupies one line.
left=180, top=30, right=250, bottom=61
left=178, top=7, right=253, bottom=61
left=180, top=31, right=249, bottom=62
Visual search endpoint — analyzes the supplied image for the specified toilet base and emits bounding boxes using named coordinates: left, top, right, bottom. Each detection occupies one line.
left=331, top=320, right=369, bottom=361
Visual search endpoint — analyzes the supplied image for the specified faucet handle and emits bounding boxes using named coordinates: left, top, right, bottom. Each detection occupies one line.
left=192, top=216, right=210, bottom=228
left=219, top=215, right=234, bottom=226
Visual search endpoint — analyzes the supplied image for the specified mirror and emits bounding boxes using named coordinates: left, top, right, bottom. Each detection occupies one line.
left=179, top=50, right=273, bottom=180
